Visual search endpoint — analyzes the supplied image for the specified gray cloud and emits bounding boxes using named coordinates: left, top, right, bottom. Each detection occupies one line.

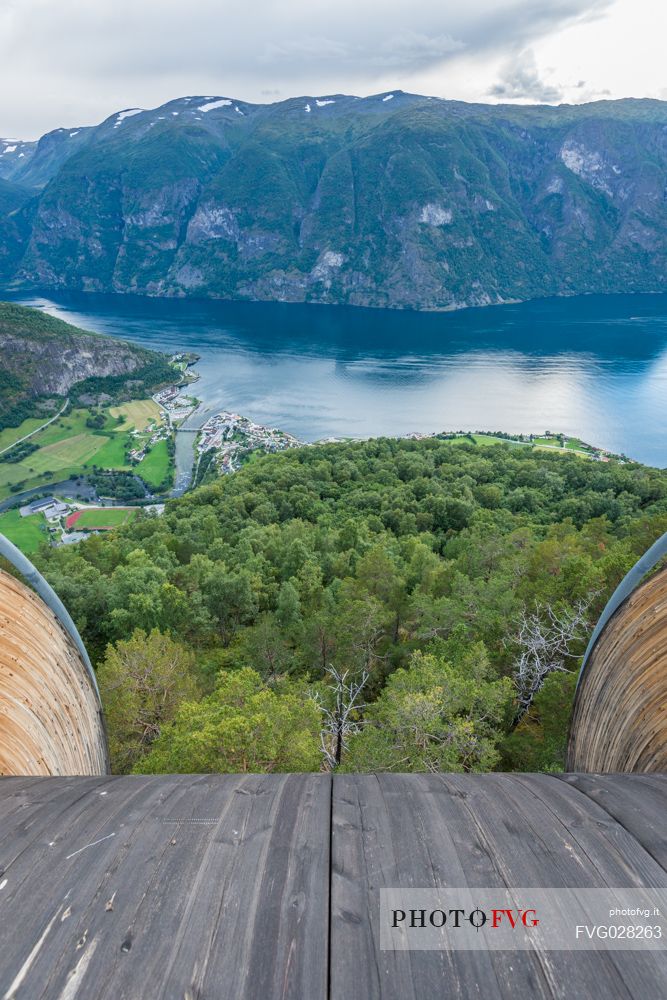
left=489, top=49, right=564, bottom=102
left=0, top=0, right=614, bottom=138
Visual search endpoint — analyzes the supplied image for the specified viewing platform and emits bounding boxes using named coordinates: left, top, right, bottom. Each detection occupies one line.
left=0, top=772, right=665, bottom=999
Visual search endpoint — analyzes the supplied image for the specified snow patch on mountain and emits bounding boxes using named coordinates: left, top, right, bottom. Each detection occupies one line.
left=197, top=99, right=232, bottom=112
left=113, top=109, right=142, bottom=128
left=315, top=99, right=335, bottom=107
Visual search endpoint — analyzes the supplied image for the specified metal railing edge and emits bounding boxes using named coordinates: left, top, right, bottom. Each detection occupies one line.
left=0, top=531, right=101, bottom=702
left=574, top=529, right=667, bottom=695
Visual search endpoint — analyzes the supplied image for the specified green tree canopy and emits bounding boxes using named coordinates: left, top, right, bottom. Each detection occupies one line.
left=97, top=628, right=198, bottom=773
left=342, top=644, right=513, bottom=773
left=138, top=668, right=321, bottom=774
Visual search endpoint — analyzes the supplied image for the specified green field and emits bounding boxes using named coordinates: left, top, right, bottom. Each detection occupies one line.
left=0, top=417, right=49, bottom=453
left=0, top=508, right=48, bottom=554
left=72, top=507, right=138, bottom=530
left=109, top=399, right=163, bottom=432
left=534, top=436, right=590, bottom=452
left=29, top=408, right=91, bottom=446
left=29, top=432, right=109, bottom=472
left=0, top=426, right=111, bottom=494
left=136, top=440, right=172, bottom=489
left=0, top=403, right=175, bottom=501
left=450, top=434, right=529, bottom=448
left=87, top=433, right=131, bottom=469
left=448, top=433, right=598, bottom=460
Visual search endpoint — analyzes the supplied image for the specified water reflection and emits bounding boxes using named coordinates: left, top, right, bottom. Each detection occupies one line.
left=8, top=291, right=667, bottom=467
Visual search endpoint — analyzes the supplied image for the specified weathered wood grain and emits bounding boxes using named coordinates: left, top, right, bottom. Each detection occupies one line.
left=556, top=772, right=667, bottom=869
left=0, top=774, right=329, bottom=1000
left=0, top=774, right=665, bottom=999
left=568, top=565, right=667, bottom=772
left=331, top=773, right=667, bottom=1000
left=0, top=570, right=108, bottom=776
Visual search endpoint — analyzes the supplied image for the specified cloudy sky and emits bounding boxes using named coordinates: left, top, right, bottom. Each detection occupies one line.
left=1, top=0, right=665, bottom=139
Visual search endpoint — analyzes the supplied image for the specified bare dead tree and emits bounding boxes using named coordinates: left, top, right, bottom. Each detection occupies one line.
left=316, top=665, right=370, bottom=770
left=511, top=594, right=597, bottom=727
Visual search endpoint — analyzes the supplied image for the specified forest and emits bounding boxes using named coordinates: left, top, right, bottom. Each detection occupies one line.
left=33, top=436, right=667, bottom=775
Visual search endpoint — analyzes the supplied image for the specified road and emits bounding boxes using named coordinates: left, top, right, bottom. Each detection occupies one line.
left=0, top=398, right=69, bottom=457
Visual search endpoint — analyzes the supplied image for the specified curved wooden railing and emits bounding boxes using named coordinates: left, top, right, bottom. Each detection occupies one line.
left=0, top=533, right=109, bottom=775
left=567, top=531, right=667, bottom=773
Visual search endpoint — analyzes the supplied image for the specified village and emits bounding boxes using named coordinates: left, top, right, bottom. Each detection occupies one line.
left=195, top=411, right=302, bottom=474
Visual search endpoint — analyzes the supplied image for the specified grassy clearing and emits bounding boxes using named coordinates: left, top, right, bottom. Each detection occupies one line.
left=0, top=410, right=107, bottom=498
left=87, top=434, right=131, bottom=469
left=0, top=401, right=175, bottom=500
left=109, top=399, right=163, bottom=432
left=0, top=508, right=48, bottom=553
left=136, top=440, right=172, bottom=489
left=449, top=434, right=528, bottom=448
left=0, top=417, right=49, bottom=452
left=28, top=433, right=109, bottom=473
left=533, top=436, right=588, bottom=451
left=31, top=409, right=92, bottom=447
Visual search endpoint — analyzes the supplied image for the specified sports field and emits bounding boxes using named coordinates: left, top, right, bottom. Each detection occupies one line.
left=65, top=507, right=138, bottom=530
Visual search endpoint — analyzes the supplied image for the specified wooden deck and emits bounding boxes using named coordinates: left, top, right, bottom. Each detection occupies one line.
left=0, top=773, right=665, bottom=998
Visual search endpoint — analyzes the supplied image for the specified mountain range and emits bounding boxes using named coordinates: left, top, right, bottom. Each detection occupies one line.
left=2, top=92, right=667, bottom=310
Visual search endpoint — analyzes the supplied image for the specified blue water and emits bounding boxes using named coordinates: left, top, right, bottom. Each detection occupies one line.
left=9, top=291, right=667, bottom=467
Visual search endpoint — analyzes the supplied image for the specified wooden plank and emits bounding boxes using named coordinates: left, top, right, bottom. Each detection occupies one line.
left=0, top=775, right=113, bottom=872
left=1, top=774, right=666, bottom=999
left=331, top=773, right=667, bottom=1000
left=0, top=774, right=330, bottom=1000
left=153, top=772, right=330, bottom=1000
left=331, top=773, right=553, bottom=1000
left=556, top=773, right=667, bottom=869
left=30, top=774, right=219, bottom=1000
left=0, top=774, right=169, bottom=998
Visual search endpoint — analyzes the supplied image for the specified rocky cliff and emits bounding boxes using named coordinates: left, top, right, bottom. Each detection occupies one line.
left=0, top=302, right=171, bottom=426
left=3, top=93, right=667, bottom=310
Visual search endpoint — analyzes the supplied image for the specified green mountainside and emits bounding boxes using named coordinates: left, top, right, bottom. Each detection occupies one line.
left=0, top=301, right=173, bottom=428
left=34, top=436, right=667, bottom=774
left=3, top=94, right=667, bottom=309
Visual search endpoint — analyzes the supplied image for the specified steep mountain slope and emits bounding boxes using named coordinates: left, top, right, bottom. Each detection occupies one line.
left=0, top=138, right=37, bottom=182
left=3, top=93, right=667, bottom=310
left=0, top=302, right=172, bottom=427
